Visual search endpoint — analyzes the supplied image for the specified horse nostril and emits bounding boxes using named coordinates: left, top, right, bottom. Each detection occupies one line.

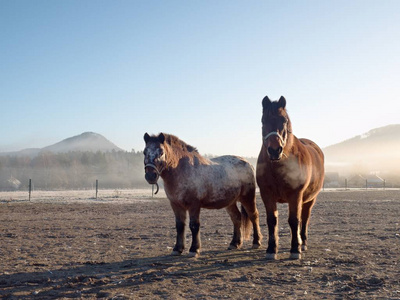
left=267, top=146, right=283, bottom=160
left=145, top=172, right=157, bottom=182
left=267, top=147, right=274, bottom=156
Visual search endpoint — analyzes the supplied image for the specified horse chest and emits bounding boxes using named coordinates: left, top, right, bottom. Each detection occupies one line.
left=264, top=158, right=307, bottom=192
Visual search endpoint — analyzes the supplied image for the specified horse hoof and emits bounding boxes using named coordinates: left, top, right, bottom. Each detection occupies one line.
left=266, top=253, right=278, bottom=260
left=252, top=243, right=261, bottom=249
left=228, top=244, right=240, bottom=250
left=171, top=250, right=182, bottom=256
left=290, top=252, right=301, bottom=260
left=301, top=245, right=308, bottom=251
left=188, top=251, right=199, bottom=258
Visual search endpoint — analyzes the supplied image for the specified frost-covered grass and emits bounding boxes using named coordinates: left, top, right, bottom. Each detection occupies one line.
left=0, top=188, right=167, bottom=203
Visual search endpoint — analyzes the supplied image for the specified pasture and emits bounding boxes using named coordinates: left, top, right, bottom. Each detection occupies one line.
left=0, top=189, right=399, bottom=299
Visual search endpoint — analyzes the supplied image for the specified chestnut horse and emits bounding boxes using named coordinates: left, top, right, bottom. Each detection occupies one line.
left=256, top=96, right=324, bottom=260
left=144, top=133, right=262, bottom=257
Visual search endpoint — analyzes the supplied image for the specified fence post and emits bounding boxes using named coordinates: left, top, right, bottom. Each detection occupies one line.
left=383, top=179, right=386, bottom=190
left=96, top=179, right=98, bottom=200
left=345, top=178, right=347, bottom=190
left=29, top=179, right=32, bottom=201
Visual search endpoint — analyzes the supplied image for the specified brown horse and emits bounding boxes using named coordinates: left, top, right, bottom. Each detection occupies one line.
left=144, top=132, right=262, bottom=257
left=256, top=96, right=324, bottom=260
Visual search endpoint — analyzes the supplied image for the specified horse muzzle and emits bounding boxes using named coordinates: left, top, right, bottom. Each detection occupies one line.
left=267, top=146, right=283, bottom=161
left=144, top=163, right=164, bottom=194
left=145, top=171, right=159, bottom=184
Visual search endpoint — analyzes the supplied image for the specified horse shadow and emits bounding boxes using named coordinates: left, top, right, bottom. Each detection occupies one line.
left=0, top=248, right=297, bottom=299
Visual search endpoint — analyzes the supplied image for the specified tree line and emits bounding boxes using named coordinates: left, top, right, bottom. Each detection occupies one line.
left=0, top=150, right=147, bottom=191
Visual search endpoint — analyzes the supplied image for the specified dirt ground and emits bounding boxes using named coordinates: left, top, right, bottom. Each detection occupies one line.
left=0, top=189, right=399, bottom=299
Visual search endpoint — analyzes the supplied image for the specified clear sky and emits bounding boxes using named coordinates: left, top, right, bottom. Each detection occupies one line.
left=1, top=1, right=399, bottom=157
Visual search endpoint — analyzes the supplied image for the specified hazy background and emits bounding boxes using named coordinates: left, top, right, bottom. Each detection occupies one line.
left=1, top=1, right=400, bottom=157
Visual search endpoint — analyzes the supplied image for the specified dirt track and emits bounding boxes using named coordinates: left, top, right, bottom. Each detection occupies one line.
left=0, top=189, right=399, bottom=299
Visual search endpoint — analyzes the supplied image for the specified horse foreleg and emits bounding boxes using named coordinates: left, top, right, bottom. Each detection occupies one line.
left=265, top=202, right=279, bottom=260
left=225, top=204, right=242, bottom=250
left=188, top=207, right=201, bottom=257
left=301, top=198, right=316, bottom=251
left=170, top=203, right=187, bottom=256
left=288, top=198, right=302, bottom=259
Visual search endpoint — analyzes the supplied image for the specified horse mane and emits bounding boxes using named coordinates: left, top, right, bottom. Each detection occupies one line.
left=163, top=133, right=211, bottom=168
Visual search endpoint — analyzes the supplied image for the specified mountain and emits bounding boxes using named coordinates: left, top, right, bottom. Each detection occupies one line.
left=41, top=132, right=123, bottom=153
left=0, top=132, right=123, bottom=157
left=323, top=124, right=400, bottom=174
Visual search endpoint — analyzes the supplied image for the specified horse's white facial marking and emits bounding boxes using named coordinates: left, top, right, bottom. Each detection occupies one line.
left=144, top=144, right=165, bottom=165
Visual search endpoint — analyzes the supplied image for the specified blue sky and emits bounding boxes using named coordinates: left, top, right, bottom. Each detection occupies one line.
left=1, top=1, right=399, bottom=157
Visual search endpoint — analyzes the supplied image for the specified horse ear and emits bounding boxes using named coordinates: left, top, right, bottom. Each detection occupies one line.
left=144, top=133, right=150, bottom=143
left=158, top=133, right=165, bottom=144
left=262, top=95, right=272, bottom=108
left=278, top=96, right=286, bottom=109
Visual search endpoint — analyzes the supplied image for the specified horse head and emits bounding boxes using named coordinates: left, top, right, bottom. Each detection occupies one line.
left=143, top=132, right=167, bottom=185
left=261, top=95, right=292, bottom=161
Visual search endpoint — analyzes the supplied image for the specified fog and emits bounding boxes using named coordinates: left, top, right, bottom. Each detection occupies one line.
left=1, top=126, right=399, bottom=191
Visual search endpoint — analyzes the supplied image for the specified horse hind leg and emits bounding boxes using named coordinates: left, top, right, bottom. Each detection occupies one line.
left=240, top=199, right=262, bottom=249
left=188, top=207, right=201, bottom=258
left=301, top=198, right=316, bottom=252
left=225, top=203, right=242, bottom=250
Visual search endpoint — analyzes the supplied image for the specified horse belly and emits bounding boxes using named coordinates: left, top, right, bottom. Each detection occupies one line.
left=202, top=186, right=241, bottom=209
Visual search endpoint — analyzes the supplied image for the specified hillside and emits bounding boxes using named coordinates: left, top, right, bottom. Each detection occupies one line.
left=41, top=132, right=123, bottom=153
left=1, top=132, right=123, bottom=157
left=323, top=124, right=400, bottom=174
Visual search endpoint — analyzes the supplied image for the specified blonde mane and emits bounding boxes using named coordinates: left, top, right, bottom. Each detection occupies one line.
left=163, top=134, right=211, bottom=169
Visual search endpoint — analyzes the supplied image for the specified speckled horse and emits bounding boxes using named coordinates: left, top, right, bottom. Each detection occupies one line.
left=143, top=132, right=262, bottom=257
left=256, top=96, right=325, bottom=260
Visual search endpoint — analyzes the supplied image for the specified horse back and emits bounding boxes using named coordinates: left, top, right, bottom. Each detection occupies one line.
left=211, top=155, right=255, bottom=185
left=209, top=155, right=256, bottom=196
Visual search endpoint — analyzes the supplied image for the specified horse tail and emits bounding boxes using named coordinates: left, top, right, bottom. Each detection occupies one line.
left=241, top=205, right=252, bottom=241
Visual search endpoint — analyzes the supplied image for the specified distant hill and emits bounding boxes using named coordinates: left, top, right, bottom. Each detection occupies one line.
left=0, top=132, right=123, bottom=157
left=41, top=132, right=123, bottom=153
left=323, top=124, right=400, bottom=174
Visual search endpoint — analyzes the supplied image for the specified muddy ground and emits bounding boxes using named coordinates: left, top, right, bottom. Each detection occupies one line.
left=0, top=189, right=399, bottom=299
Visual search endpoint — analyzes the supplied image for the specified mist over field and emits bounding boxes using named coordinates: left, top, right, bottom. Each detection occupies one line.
left=1, top=125, right=400, bottom=191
